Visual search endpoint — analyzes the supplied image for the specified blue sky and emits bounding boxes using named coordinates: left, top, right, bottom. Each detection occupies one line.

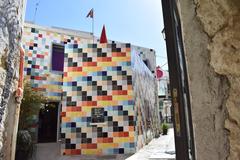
left=25, top=0, right=168, bottom=70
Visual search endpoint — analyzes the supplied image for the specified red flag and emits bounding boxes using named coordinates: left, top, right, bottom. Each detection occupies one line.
left=100, top=25, right=108, bottom=43
left=86, top=8, right=93, bottom=18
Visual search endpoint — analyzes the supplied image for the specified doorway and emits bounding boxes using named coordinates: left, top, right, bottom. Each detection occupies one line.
left=38, top=102, right=59, bottom=143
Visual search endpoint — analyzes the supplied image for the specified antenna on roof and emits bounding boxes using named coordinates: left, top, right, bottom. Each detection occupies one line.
left=33, top=0, right=40, bottom=23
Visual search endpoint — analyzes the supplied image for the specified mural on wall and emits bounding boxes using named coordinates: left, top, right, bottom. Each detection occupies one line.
left=131, top=49, right=160, bottom=150
left=61, top=43, right=135, bottom=155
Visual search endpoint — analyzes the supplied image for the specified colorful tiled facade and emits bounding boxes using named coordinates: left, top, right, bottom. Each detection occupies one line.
left=61, top=43, right=135, bottom=155
left=22, top=23, right=91, bottom=100
left=22, top=22, right=159, bottom=155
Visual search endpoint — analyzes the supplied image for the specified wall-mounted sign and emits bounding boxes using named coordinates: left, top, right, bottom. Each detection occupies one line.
left=173, top=88, right=181, bottom=136
left=91, top=108, right=104, bottom=123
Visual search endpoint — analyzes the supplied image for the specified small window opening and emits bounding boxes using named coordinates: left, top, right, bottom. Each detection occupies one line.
left=52, top=44, right=64, bottom=72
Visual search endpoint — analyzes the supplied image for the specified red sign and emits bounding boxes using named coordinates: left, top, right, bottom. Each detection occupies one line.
left=156, top=66, right=163, bottom=80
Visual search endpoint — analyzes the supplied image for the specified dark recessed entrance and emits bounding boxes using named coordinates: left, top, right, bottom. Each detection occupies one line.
left=38, top=102, right=59, bottom=143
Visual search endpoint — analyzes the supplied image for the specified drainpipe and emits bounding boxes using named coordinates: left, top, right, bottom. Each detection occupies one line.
left=11, top=47, right=24, bottom=160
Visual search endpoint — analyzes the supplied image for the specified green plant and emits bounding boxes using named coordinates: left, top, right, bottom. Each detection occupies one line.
left=18, top=80, right=46, bottom=130
left=15, top=130, right=33, bottom=160
left=16, top=80, right=47, bottom=159
left=161, top=123, right=169, bottom=135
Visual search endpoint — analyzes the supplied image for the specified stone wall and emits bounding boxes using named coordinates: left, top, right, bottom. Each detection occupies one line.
left=178, top=0, right=240, bottom=159
left=0, top=0, right=26, bottom=158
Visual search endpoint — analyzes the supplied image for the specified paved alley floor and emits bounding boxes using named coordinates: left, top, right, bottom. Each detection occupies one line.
left=126, top=128, right=175, bottom=160
left=57, top=154, right=132, bottom=160
left=33, top=143, right=132, bottom=160
left=33, top=129, right=175, bottom=160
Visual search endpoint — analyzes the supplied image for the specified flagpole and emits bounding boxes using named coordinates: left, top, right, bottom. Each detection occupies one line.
left=92, top=8, right=94, bottom=44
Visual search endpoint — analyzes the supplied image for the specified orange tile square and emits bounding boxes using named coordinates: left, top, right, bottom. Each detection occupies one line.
left=113, top=132, right=119, bottom=137
left=64, top=149, right=71, bottom=155
left=87, top=144, right=97, bottom=149
left=124, top=132, right=129, bottom=137
left=97, top=138, right=103, bottom=143
left=60, top=112, right=66, bottom=117
left=71, top=149, right=81, bottom=155
left=129, top=126, right=135, bottom=131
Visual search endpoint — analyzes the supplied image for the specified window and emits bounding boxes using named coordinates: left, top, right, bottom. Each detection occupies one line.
left=52, top=44, right=64, bottom=72
left=91, top=108, right=104, bottom=123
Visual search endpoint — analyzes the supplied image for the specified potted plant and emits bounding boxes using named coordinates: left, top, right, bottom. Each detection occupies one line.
left=15, top=130, right=33, bottom=160
left=161, top=123, right=169, bottom=135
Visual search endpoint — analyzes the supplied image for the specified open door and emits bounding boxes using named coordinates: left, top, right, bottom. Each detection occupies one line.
left=161, top=0, right=196, bottom=159
left=38, top=102, right=59, bottom=143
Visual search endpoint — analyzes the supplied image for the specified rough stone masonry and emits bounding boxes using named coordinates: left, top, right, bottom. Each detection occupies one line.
left=0, top=0, right=25, bottom=158
left=178, top=0, right=240, bottom=159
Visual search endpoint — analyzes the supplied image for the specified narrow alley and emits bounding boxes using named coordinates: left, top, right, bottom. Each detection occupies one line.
left=126, top=128, right=175, bottom=160
left=34, top=128, right=175, bottom=160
